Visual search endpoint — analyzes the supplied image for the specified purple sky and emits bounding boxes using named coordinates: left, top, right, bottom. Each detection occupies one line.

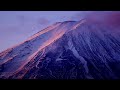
left=0, top=11, right=84, bottom=52
left=0, top=11, right=119, bottom=52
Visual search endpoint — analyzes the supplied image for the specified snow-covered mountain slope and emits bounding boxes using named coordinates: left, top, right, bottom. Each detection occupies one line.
left=0, top=19, right=120, bottom=79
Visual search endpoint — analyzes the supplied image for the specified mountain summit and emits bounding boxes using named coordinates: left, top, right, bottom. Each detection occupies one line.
left=0, top=19, right=120, bottom=79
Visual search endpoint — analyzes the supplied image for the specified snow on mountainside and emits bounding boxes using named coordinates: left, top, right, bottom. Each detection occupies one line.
left=0, top=19, right=120, bottom=79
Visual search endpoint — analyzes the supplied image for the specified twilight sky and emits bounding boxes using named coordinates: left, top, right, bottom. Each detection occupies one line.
left=0, top=11, right=119, bottom=52
left=0, top=11, right=85, bottom=52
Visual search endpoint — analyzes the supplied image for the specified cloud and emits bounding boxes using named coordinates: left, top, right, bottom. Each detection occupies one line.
left=72, top=11, right=120, bottom=28
left=17, top=15, right=26, bottom=26
left=70, top=11, right=91, bottom=21
left=37, top=18, right=50, bottom=25
left=85, top=11, right=120, bottom=28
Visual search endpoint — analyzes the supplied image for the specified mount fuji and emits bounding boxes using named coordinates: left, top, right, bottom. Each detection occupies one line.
left=0, top=19, right=120, bottom=79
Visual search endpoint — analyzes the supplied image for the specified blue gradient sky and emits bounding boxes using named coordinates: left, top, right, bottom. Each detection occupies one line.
left=0, top=11, right=84, bottom=52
